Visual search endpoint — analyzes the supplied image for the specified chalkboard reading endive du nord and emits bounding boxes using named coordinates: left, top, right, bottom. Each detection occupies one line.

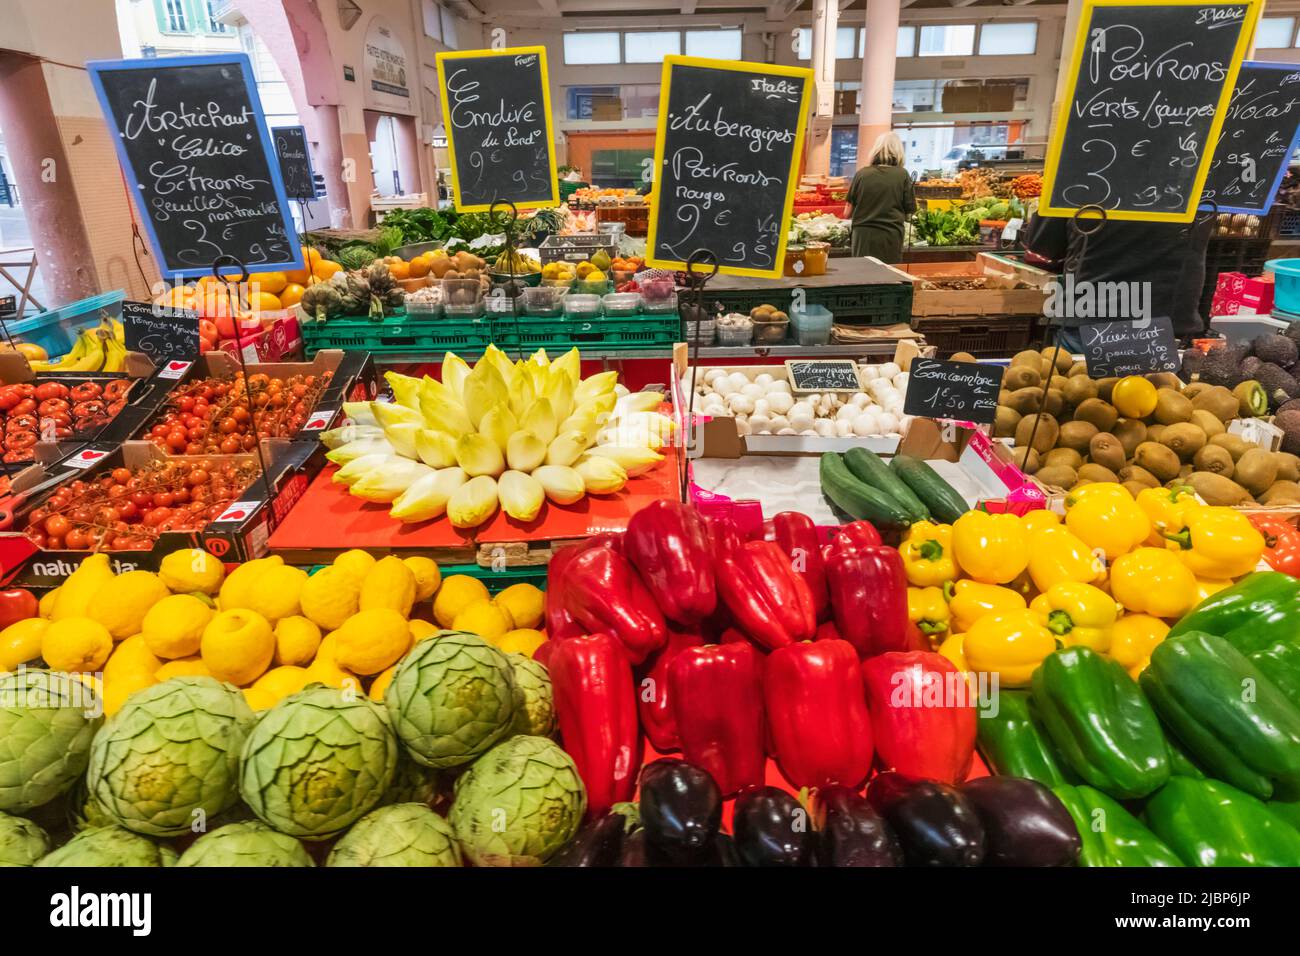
left=1200, top=62, right=1300, bottom=215
left=1040, top=0, right=1260, bottom=222
left=1080, top=316, right=1180, bottom=378
left=902, top=359, right=1004, bottom=426
left=435, top=47, right=559, bottom=212
left=273, top=126, right=316, bottom=202
left=647, top=57, right=813, bottom=279
left=87, top=54, right=301, bottom=277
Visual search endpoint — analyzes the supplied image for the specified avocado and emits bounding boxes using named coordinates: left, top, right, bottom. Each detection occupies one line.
left=1253, top=333, right=1299, bottom=368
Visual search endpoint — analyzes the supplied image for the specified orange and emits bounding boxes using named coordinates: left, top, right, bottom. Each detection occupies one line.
left=279, top=282, right=306, bottom=307
left=407, top=256, right=430, bottom=279
left=248, top=271, right=288, bottom=295
left=312, top=258, right=342, bottom=281
left=246, top=291, right=283, bottom=313
left=157, top=286, right=196, bottom=310
left=387, top=260, right=410, bottom=280
left=196, top=287, right=235, bottom=318
left=285, top=246, right=318, bottom=284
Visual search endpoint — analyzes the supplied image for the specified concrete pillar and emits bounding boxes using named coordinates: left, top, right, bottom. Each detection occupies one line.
left=807, top=0, right=839, bottom=176
left=394, top=115, right=423, bottom=198
left=857, top=0, right=902, bottom=165
left=0, top=53, right=99, bottom=307
left=312, top=104, right=353, bottom=229
left=1050, top=0, right=1087, bottom=141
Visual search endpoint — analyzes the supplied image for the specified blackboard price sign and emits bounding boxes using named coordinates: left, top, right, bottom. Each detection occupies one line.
left=1040, top=0, right=1260, bottom=222
left=1080, top=316, right=1180, bottom=377
left=1200, top=62, right=1300, bottom=215
left=647, top=56, right=812, bottom=279
left=436, top=47, right=559, bottom=212
left=274, top=125, right=316, bottom=202
left=122, top=300, right=199, bottom=364
left=903, top=359, right=1004, bottom=426
left=87, top=54, right=301, bottom=278
left=785, top=360, right=861, bottom=393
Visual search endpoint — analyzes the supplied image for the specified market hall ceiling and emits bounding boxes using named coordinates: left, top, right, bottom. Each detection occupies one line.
left=472, top=0, right=1062, bottom=17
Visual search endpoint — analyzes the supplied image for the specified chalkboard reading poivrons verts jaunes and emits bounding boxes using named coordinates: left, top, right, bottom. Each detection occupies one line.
left=86, top=53, right=301, bottom=277
left=1200, top=62, right=1300, bottom=215
left=647, top=57, right=812, bottom=279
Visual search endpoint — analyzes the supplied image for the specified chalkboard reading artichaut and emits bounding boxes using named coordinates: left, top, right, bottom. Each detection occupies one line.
left=1201, top=62, right=1300, bottom=215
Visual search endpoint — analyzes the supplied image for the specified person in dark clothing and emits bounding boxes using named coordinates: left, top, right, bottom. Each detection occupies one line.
left=1021, top=213, right=1214, bottom=350
left=846, top=132, right=916, bottom=262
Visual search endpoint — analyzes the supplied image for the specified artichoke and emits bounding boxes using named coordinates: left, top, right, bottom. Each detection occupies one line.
left=449, top=735, right=585, bottom=866
left=86, top=677, right=255, bottom=837
left=382, top=753, right=441, bottom=807
left=385, top=631, right=518, bottom=769
left=0, top=811, right=49, bottom=866
left=327, top=803, right=462, bottom=867
left=240, top=685, right=398, bottom=839
left=176, top=821, right=313, bottom=867
left=0, top=669, right=103, bottom=812
left=36, top=826, right=178, bottom=867
left=365, top=261, right=405, bottom=315
left=300, top=277, right=343, bottom=323
left=508, top=654, right=555, bottom=737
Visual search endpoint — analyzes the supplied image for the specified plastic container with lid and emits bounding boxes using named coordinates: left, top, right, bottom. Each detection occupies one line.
left=522, top=285, right=566, bottom=317
left=602, top=292, right=642, bottom=316
left=442, top=278, right=484, bottom=315
left=789, top=304, right=833, bottom=345
left=752, top=317, right=790, bottom=344
left=484, top=294, right=521, bottom=315
left=716, top=314, right=753, bottom=346
left=564, top=294, right=603, bottom=318
left=574, top=279, right=613, bottom=296
left=683, top=318, right=717, bottom=346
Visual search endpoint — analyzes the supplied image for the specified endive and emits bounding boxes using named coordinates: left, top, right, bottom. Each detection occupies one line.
left=506, top=431, right=547, bottom=472
left=414, top=429, right=459, bottom=469
left=542, top=369, right=575, bottom=422
left=480, top=345, right=517, bottom=390
left=573, top=370, right=618, bottom=406
left=381, top=422, right=421, bottom=459
left=442, top=351, right=472, bottom=400
left=390, top=467, right=469, bottom=523
left=448, top=475, right=499, bottom=528
left=574, top=455, right=628, bottom=495
left=333, top=452, right=397, bottom=487
left=520, top=398, right=558, bottom=444
left=546, top=430, right=590, bottom=468
left=479, top=403, right=519, bottom=454
left=532, top=465, right=585, bottom=505
left=326, top=437, right=394, bottom=466
left=456, top=433, right=506, bottom=478
left=498, top=470, right=545, bottom=522
left=419, top=388, right=472, bottom=437
left=351, top=459, right=435, bottom=503
left=320, top=424, right=383, bottom=450
left=342, top=401, right=378, bottom=426
left=552, top=347, right=581, bottom=387
left=463, top=362, right=508, bottom=430
left=614, top=391, right=665, bottom=416
left=384, top=371, right=423, bottom=410
left=586, top=444, right=663, bottom=477
left=370, top=401, right=425, bottom=430
left=507, top=370, right=536, bottom=420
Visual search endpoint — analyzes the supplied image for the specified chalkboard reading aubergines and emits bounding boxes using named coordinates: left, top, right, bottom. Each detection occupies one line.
left=903, top=359, right=1005, bottom=426
left=1040, top=0, right=1260, bottom=223
left=1080, top=317, right=1180, bottom=377
left=273, top=125, right=316, bottom=202
left=122, top=300, right=199, bottom=364
left=1200, top=62, right=1300, bottom=215
left=436, top=47, right=559, bottom=212
left=647, top=57, right=813, bottom=279
left=87, top=54, right=301, bottom=278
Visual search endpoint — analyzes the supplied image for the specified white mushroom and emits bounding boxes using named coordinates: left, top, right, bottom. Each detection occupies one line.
left=852, top=413, right=881, bottom=436
left=727, top=393, right=756, bottom=416
left=767, top=392, right=794, bottom=415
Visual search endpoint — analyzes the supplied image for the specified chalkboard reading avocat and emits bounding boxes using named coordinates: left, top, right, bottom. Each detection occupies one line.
left=436, top=47, right=559, bottom=212
left=122, top=300, right=200, bottom=364
left=647, top=57, right=813, bottom=279
left=273, top=126, right=316, bottom=202
left=1200, top=62, right=1300, bottom=215
left=87, top=54, right=301, bottom=278
left=1080, top=316, right=1180, bottom=377
left=1040, top=0, right=1260, bottom=223
left=903, top=359, right=1004, bottom=426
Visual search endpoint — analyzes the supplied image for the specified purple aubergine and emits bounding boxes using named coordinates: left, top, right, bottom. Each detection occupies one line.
left=639, top=758, right=722, bottom=856
left=866, top=774, right=985, bottom=867
left=733, top=787, right=817, bottom=867
left=960, top=776, right=1081, bottom=866
left=816, top=785, right=903, bottom=866
left=548, top=812, right=627, bottom=867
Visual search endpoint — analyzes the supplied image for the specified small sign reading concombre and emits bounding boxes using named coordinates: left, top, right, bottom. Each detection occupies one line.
left=903, top=359, right=1004, bottom=426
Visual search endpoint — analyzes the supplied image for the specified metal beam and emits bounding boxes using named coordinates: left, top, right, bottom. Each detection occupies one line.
left=838, top=0, right=855, bottom=11
left=537, top=0, right=561, bottom=13
left=949, top=0, right=982, bottom=6
left=768, top=0, right=804, bottom=22
left=682, top=0, right=698, bottom=11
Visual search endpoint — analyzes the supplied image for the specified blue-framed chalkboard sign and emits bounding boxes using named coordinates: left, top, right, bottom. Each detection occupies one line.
left=1200, top=61, right=1300, bottom=216
left=87, top=53, right=302, bottom=278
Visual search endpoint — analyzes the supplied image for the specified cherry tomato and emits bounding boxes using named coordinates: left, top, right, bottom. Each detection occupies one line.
left=64, top=528, right=90, bottom=550
left=44, top=515, right=70, bottom=538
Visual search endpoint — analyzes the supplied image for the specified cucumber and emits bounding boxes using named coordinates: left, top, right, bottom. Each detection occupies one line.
left=842, top=447, right=930, bottom=523
left=889, top=454, right=970, bottom=523
left=820, top=453, right=912, bottom=529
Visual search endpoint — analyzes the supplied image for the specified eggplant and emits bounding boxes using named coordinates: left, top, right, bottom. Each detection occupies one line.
left=960, top=776, right=1081, bottom=867
left=619, top=828, right=651, bottom=867
left=548, top=811, right=627, bottom=867
left=866, top=773, right=985, bottom=866
left=711, top=833, right=742, bottom=867
left=639, top=758, right=722, bottom=860
left=815, top=785, right=903, bottom=866
left=733, top=786, right=816, bottom=867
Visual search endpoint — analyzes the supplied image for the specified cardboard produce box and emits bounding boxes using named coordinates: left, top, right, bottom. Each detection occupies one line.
left=887, top=253, right=1053, bottom=318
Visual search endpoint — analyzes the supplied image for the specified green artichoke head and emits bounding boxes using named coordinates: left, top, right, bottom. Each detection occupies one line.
left=176, top=821, right=314, bottom=867
left=0, top=669, right=103, bottom=812
left=36, top=826, right=178, bottom=867
left=0, top=811, right=50, bottom=866
left=327, top=803, right=462, bottom=867
left=507, top=653, right=555, bottom=738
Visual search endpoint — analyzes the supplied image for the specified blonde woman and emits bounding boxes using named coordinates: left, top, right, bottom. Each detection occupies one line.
left=845, top=132, right=916, bottom=261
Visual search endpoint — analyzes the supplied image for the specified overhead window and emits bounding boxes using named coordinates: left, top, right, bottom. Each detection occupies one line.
left=564, top=32, right=621, bottom=65
left=897, top=26, right=917, bottom=57
left=625, top=31, right=681, bottom=63
left=685, top=28, right=742, bottom=59
left=795, top=25, right=856, bottom=60
left=919, top=24, right=975, bottom=57
left=978, top=22, right=1037, bottom=55
left=1258, top=17, right=1296, bottom=47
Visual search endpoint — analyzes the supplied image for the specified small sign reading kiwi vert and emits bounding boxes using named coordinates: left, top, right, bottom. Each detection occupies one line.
left=1080, top=317, right=1180, bottom=378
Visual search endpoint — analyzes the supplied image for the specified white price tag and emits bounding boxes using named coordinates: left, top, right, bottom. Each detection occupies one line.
left=158, top=359, right=192, bottom=380
left=64, top=448, right=110, bottom=470
left=302, top=408, right=336, bottom=431
left=1002, top=217, right=1024, bottom=241
left=213, top=500, right=262, bottom=524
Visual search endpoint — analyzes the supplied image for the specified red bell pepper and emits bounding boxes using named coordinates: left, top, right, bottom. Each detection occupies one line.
left=668, top=643, right=766, bottom=796
left=861, top=651, right=977, bottom=784
left=1248, top=514, right=1300, bottom=577
left=705, top=512, right=746, bottom=555
left=623, top=500, right=717, bottom=625
left=0, top=588, right=37, bottom=631
left=765, top=639, right=874, bottom=789
left=825, top=545, right=909, bottom=658
left=637, top=625, right=704, bottom=752
left=828, top=520, right=883, bottom=556
left=560, top=546, right=667, bottom=665
left=815, top=620, right=843, bottom=642
left=550, top=633, right=641, bottom=816
left=770, top=511, right=829, bottom=621
left=715, top=540, right=817, bottom=650
left=546, top=534, right=622, bottom=641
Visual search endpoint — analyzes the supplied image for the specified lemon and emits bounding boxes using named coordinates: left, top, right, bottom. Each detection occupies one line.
left=243, top=564, right=308, bottom=623
left=299, top=567, right=361, bottom=631
left=0, top=618, right=49, bottom=671
left=369, top=664, right=398, bottom=702
left=141, top=594, right=213, bottom=660
left=253, top=665, right=313, bottom=701
left=155, top=657, right=211, bottom=680
left=43, top=617, right=113, bottom=672
left=100, top=635, right=162, bottom=714
left=333, top=608, right=410, bottom=675
left=305, top=634, right=363, bottom=693
left=495, top=628, right=547, bottom=657
left=218, top=556, right=283, bottom=611
left=201, top=608, right=275, bottom=686
left=274, top=616, right=322, bottom=667
left=333, top=549, right=377, bottom=585
left=39, top=588, right=60, bottom=619
left=403, top=556, right=442, bottom=602
left=432, top=575, right=489, bottom=628
left=51, top=554, right=113, bottom=620
left=243, top=687, right=278, bottom=711
left=409, top=618, right=438, bottom=648
left=87, top=571, right=170, bottom=641
left=358, top=556, right=417, bottom=617
left=158, top=548, right=225, bottom=595
left=494, top=583, right=544, bottom=630
left=452, top=599, right=513, bottom=642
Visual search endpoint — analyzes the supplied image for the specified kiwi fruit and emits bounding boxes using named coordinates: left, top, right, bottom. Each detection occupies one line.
left=1068, top=362, right=1089, bottom=377
left=1089, top=433, right=1127, bottom=473
left=1035, top=465, right=1078, bottom=489
left=1096, top=378, right=1119, bottom=402
left=1042, top=346, right=1074, bottom=374
left=1048, top=374, right=1069, bottom=393
left=1160, top=422, right=1208, bottom=462
left=1004, top=365, right=1041, bottom=391
left=1234, top=447, right=1279, bottom=497
left=1147, top=372, right=1183, bottom=392
left=1118, top=464, right=1160, bottom=488
left=1190, top=410, right=1225, bottom=438
left=1193, top=444, right=1234, bottom=477
left=1122, top=480, right=1149, bottom=498
left=999, top=389, right=1011, bottom=407
left=1154, top=388, right=1193, bottom=425
left=1181, top=382, right=1211, bottom=401
left=1186, top=471, right=1251, bottom=506
left=1209, top=433, right=1253, bottom=461
left=1044, top=389, right=1066, bottom=418
left=1074, top=398, right=1119, bottom=433
left=1044, top=447, right=1085, bottom=470
left=1274, top=451, right=1300, bottom=483
left=1261, top=480, right=1300, bottom=505
left=1014, top=447, right=1041, bottom=474
left=1057, top=420, right=1100, bottom=453
left=1006, top=387, right=1045, bottom=415
left=1190, top=385, right=1239, bottom=424
left=994, top=406, right=1021, bottom=439
left=949, top=351, right=978, bottom=363
left=1134, top=441, right=1181, bottom=482
left=1011, top=349, right=1042, bottom=368
left=1112, top=419, right=1147, bottom=458
left=1014, top=412, right=1059, bottom=455
left=1063, top=376, right=1098, bottom=406
left=1146, top=423, right=1165, bottom=443
left=1078, top=463, right=1120, bottom=484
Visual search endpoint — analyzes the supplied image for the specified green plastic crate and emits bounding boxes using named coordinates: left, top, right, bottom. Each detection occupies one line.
left=301, top=312, right=494, bottom=356
left=439, top=562, right=549, bottom=593
left=490, top=313, right=680, bottom=351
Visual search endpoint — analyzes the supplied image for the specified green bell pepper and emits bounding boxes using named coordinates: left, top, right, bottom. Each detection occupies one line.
left=1031, top=646, right=1169, bottom=799
left=1140, top=632, right=1300, bottom=801
left=1145, top=777, right=1300, bottom=867
left=976, top=689, right=1071, bottom=787
left=1052, top=784, right=1182, bottom=867
left=1165, top=733, right=1207, bottom=779
left=1251, top=640, right=1300, bottom=704
left=1268, top=795, right=1300, bottom=834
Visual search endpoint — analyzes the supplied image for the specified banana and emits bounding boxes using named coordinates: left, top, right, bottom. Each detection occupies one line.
left=102, top=335, right=127, bottom=373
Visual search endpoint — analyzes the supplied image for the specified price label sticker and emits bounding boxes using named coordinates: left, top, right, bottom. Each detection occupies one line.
left=65, top=449, right=111, bottom=470
left=158, top=360, right=192, bottom=380
left=1002, top=217, right=1023, bottom=241
left=213, top=500, right=262, bottom=524
left=302, top=408, right=337, bottom=431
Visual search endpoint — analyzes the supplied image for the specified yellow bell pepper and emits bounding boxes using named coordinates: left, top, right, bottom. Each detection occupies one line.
left=1135, top=485, right=1199, bottom=546
left=1109, top=547, right=1199, bottom=619
left=1166, top=506, right=1266, bottom=579
left=1029, top=582, right=1117, bottom=652
left=1109, top=614, right=1170, bottom=679
left=899, top=521, right=960, bottom=587
left=907, top=585, right=950, bottom=636
left=1026, top=524, right=1106, bottom=592
left=1064, top=486, right=1151, bottom=560
left=946, top=579, right=1028, bottom=632
left=951, top=510, right=1029, bottom=584
left=938, top=632, right=968, bottom=672
left=962, top=609, right=1057, bottom=687
left=1064, top=481, right=1131, bottom=509
left=1020, top=510, right=1062, bottom=535
left=1196, top=577, right=1233, bottom=602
